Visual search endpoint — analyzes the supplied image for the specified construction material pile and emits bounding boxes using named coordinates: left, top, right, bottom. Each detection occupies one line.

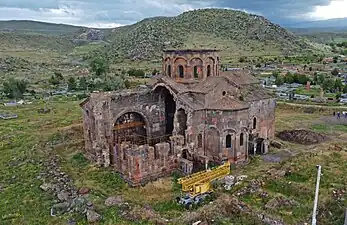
left=276, top=129, right=327, bottom=145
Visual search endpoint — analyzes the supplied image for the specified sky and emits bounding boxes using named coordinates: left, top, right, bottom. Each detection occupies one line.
left=0, top=0, right=346, bottom=28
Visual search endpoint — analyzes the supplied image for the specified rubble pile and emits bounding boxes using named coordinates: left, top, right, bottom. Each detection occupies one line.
left=276, top=129, right=327, bottom=145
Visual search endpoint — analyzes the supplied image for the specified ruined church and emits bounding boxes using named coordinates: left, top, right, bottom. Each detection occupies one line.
left=80, top=49, right=276, bottom=186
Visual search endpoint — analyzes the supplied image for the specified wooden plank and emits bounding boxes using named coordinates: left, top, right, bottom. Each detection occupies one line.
left=114, top=121, right=144, bottom=130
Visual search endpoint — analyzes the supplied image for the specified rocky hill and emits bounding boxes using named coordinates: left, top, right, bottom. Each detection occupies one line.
left=0, top=9, right=325, bottom=62
left=99, top=9, right=318, bottom=60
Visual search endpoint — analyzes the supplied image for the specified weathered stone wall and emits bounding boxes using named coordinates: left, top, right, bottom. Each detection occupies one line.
left=186, top=109, right=249, bottom=163
left=162, top=50, right=220, bottom=81
left=115, top=135, right=185, bottom=186
left=82, top=89, right=166, bottom=168
left=248, top=98, right=276, bottom=140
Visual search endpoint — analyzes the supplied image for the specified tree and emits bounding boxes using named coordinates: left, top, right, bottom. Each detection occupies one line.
left=275, top=76, right=284, bottom=86
left=90, top=56, right=108, bottom=76
left=3, top=78, right=28, bottom=99
left=151, top=69, right=159, bottom=76
left=296, top=74, right=309, bottom=85
left=67, top=77, right=77, bottom=90
left=284, top=73, right=294, bottom=84
left=54, top=72, right=64, bottom=81
left=272, top=71, right=280, bottom=78
left=255, top=63, right=261, bottom=68
left=79, top=77, right=88, bottom=90
left=334, top=78, right=343, bottom=92
left=49, top=75, right=60, bottom=86
left=102, top=76, right=125, bottom=91
left=322, top=78, right=334, bottom=92
left=314, top=73, right=325, bottom=85
left=127, top=68, right=145, bottom=78
left=331, top=68, right=339, bottom=76
left=239, top=57, right=246, bottom=63
left=336, top=92, right=342, bottom=100
left=343, top=85, right=347, bottom=94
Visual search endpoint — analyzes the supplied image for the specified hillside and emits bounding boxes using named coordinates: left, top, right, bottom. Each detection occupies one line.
left=99, top=9, right=318, bottom=61
left=287, top=17, right=347, bottom=30
left=0, top=9, right=326, bottom=62
left=0, top=20, right=83, bottom=36
left=0, top=32, right=76, bottom=53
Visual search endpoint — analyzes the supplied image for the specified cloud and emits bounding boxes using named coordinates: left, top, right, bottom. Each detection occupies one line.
left=0, top=0, right=344, bottom=28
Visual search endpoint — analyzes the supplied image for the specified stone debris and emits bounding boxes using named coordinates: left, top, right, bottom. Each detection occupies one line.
left=265, top=196, right=298, bottom=209
left=105, top=196, right=124, bottom=207
left=270, top=140, right=283, bottom=149
left=276, top=129, right=327, bottom=145
left=86, top=210, right=102, bottom=223
left=78, top=187, right=90, bottom=195
left=39, top=183, right=52, bottom=192
left=39, top=146, right=95, bottom=219
left=332, top=188, right=346, bottom=201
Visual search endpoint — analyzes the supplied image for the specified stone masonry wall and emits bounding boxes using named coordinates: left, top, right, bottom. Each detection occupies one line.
left=115, top=135, right=185, bottom=186
left=248, top=98, right=276, bottom=140
left=186, top=109, right=249, bottom=164
left=82, top=90, right=166, bottom=168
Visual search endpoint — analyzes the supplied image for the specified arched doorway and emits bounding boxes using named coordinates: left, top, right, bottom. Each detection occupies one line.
left=113, top=112, right=148, bottom=145
left=154, top=86, right=176, bottom=137
left=176, top=108, right=187, bottom=138
left=112, top=112, right=148, bottom=165
left=256, top=138, right=265, bottom=154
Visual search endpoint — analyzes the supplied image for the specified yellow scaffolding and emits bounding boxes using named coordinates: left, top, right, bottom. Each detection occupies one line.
left=177, top=161, right=231, bottom=197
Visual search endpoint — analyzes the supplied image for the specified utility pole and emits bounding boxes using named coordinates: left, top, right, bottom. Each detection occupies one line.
left=344, top=208, right=347, bottom=225
left=311, top=165, right=322, bottom=225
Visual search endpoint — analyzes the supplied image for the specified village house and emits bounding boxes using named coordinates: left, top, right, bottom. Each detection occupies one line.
left=80, top=49, right=276, bottom=186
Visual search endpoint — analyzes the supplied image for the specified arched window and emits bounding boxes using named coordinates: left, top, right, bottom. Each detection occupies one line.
left=197, top=133, right=202, bottom=148
left=240, top=133, right=244, bottom=146
left=253, top=117, right=257, bottom=129
left=167, top=65, right=171, bottom=76
left=207, top=65, right=211, bottom=76
left=194, top=66, right=198, bottom=79
left=178, top=65, right=184, bottom=78
left=226, top=134, right=232, bottom=148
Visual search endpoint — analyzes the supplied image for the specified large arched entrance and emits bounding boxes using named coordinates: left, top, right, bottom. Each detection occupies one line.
left=153, top=86, right=176, bottom=136
left=113, top=112, right=148, bottom=145
left=111, top=112, right=148, bottom=165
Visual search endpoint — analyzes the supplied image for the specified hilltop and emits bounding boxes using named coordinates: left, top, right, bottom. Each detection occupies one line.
left=0, top=9, right=330, bottom=64
left=98, top=9, right=320, bottom=61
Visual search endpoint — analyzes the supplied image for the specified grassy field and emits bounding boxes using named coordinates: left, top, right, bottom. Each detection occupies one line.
left=0, top=100, right=346, bottom=225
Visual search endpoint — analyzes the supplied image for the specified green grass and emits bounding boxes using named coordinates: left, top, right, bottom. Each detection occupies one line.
left=311, top=124, right=347, bottom=133
left=295, top=87, right=335, bottom=98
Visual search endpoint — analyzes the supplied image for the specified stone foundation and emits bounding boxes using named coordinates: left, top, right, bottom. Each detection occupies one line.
left=114, top=136, right=186, bottom=186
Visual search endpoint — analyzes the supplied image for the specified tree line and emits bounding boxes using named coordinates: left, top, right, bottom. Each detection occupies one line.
left=1, top=55, right=160, bottom=100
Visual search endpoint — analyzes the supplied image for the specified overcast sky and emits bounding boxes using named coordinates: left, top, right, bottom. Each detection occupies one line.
left=0, top=0, right=346, bottom=28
